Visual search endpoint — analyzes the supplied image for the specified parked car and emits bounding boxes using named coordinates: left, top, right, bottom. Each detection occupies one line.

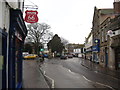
left=23, top=54, right=38, bottom=59
left=73, top=54, right=78, bottom=57
left=67, top=54, right=73, bottom=58
left=60, top=55, right=67, bottom=59
left=56, top=53, right=61, bottom=57
left=22, top=52, right=29, bottom=57
left=43, top=54, right=48, bottom=58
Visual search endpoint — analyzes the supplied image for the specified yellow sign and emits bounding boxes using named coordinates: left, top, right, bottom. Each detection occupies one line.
left=0, top=56, right=3, bottom=70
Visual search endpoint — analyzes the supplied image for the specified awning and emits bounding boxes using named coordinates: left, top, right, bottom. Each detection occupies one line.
left=10, top=9, right=27, bottom=41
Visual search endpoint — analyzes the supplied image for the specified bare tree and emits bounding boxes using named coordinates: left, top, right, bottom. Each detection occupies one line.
left=41, top=30, right=54, bottom=43
left=25, top=23, right=50, bottom=54
left=60, top=37, right=69, bottom=45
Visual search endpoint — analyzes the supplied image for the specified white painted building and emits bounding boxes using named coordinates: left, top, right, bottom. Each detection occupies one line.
left=84, top=32, right=93, bottom=60
left=0, top=0, right=26, bottom=89
left=73, top=48, right=83, bottom=57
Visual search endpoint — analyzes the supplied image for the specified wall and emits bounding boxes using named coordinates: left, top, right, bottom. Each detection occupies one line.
left=0, top=1, right=10, bottom=32
left=85, top=33, right=93, bottom=49
left=108, top=46, right=116, bottom=70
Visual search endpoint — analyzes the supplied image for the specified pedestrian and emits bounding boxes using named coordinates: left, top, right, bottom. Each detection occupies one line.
left=90, top=56, right=92, bottom=61
left=41, top=53, right=44, bottom=62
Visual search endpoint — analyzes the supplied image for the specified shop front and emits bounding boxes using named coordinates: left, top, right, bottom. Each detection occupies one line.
left=110, top=29, right=120, bottom=70
left=85, top=47, right=92, bottom=60
left=0, top=28, right=7, bottom=89
left=0, top=28, right=2, bottom=90
left=7, top=9, right=27, bottom=88
left=111, top=35, right=120, bottom=70
left=115, top=47, right=120, bottom=70
left=92, top=45, right=100, bottom=64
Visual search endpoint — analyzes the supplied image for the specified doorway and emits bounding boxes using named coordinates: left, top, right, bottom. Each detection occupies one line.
left=115, top=47, right=120, bottom=70
left=105, top=47, right=108, bottom=67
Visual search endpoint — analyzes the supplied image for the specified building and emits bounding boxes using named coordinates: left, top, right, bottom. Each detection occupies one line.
left=99, top=9, right=115, bottom=67
left=66, top=44, right=84, bottom=56
left=99, top=0, right=120, bottom=70
left=85, top=0, right=120, bottom=70
left=91, top=6, right=114, bottom=64
left=66, top=44, right=75, bottom=54
left=0, top=0, right=27, bottom=89
left=91, top=7, right=100, bottom=63
left=84, top=32, right=93, bottom=60
left=109, top=0, right=120, bottom=70
left=108, top=15, right=120, bottom=70
left=73, top=48, right=84, bottom=57
left=99, top=17, right=111, bottom=68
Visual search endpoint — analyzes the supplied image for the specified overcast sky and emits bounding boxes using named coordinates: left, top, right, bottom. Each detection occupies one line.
left=24, top=0, right=114, bottom=44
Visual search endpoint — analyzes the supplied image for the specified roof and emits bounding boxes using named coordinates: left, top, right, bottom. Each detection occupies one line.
left=99, top=8, right=114, bottom=15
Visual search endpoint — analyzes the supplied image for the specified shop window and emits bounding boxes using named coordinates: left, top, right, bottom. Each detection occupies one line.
left=0, top=33, right=2, bottom=55
left=0, top=32, right=2, bottom=90
left=15, top=37, right=22, bottom=86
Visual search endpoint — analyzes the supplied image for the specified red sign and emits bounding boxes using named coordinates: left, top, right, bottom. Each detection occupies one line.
left=24, top=10, right=38, bottom=23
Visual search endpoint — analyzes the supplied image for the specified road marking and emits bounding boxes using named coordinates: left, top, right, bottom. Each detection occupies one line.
left=39, top=68, right=55, bottom=88
left=68, top=69, right=75, bottom=74
left=44, top=74, right=55, bottom=88
left=82, top=76, right=91, bottom=82
left=95, top=82, right=115, bottom=90
left=44, top=71, right=46, bottom=75
left=82, top=75, right=115, bottom=90
left=81, top=63, right=119, bottom=80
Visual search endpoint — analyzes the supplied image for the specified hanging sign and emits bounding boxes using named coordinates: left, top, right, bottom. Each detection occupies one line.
left=24, top=10, right=38, bottom=23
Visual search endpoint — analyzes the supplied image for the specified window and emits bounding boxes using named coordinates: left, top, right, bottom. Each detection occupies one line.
left=101, top=31, right=104, bottom=42
left=105, top=30, right=108, bottom=41
left=0, top=31, right=2, bottom=90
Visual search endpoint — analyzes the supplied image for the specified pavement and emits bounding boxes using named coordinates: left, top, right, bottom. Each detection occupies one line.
left=22, top=59, right=50, bottom=88
left=81, top=58, right=120, bottom=79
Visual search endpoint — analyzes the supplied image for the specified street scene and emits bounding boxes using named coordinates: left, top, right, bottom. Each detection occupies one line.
left=0, top=0, right=120, bottom=89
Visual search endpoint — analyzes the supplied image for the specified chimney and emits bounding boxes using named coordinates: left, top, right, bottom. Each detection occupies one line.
left=113, top=0, right=120, bottom=15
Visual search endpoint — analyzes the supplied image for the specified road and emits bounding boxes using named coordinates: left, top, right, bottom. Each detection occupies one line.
left=40, top=58, right=119, bottom=89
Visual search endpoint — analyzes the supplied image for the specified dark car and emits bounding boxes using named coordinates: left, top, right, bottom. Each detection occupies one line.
left=68, top=54, right=73, bottom=58
left=60, top=55, right=67, bottom=59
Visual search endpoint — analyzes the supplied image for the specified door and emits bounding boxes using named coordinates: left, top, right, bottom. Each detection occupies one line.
left=115, top=47, right=120, bottom=70
left=105, top=47, right=108, bottom=67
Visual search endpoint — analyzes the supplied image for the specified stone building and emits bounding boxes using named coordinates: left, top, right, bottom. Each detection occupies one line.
left=109, top=0, right=120, bottom=70
left=91, top=6, right=115, bottom=64
left=99, top=0, right=120, bottom=70
left=108, top=15, right=120, bottom=70
left=99, top=17, right=113, bottom=68
left=90, top=0, right=120, bottom=70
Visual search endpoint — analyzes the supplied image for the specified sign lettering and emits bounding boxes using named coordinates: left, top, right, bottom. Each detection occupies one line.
left=24, top=10, right=39, bottom=23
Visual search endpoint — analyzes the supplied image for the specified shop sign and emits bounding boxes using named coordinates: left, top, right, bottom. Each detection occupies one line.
left=86, top=48, right=92, bottom=52
left=24, top=10, right=38, bottom=23
left=94, top=39, right=100, bottom=44
left=92, top=45, right=100, bottom=52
